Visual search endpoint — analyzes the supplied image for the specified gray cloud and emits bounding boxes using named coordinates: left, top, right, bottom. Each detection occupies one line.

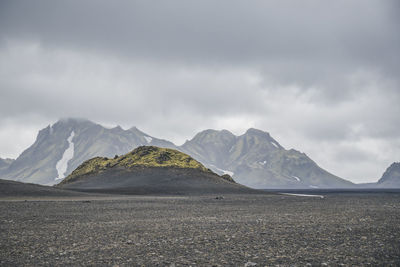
left=0, top=0, right=399, bottom=183
left=1, top=1, right=399, bottom=69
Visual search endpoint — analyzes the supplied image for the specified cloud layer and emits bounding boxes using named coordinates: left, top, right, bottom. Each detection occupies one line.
left=0, top=0, right=399, bottom=182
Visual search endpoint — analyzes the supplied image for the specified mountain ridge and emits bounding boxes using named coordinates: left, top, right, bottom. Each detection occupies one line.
left=0, top=118, right=360, bottom=188
left=181, top=127, right=353, bottom=189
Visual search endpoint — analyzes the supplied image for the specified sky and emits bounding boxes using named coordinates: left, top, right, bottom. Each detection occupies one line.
left=0, top=0, right=399, bottom=183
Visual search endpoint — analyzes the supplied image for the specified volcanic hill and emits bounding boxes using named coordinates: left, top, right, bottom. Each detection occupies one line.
left=57, top=146, right=253, bottom=195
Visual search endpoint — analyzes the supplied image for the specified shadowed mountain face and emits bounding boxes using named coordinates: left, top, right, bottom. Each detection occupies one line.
left=181, top=128, right=354, bottom=189
left=377, top=163, right=400, bottom=187
left=1, top=118, right=355, bottom=188
left=57, top=146, right=248, bottom=195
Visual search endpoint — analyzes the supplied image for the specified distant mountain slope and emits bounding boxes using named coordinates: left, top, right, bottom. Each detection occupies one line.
left=181, top=128, right=354, bottom=189
left=181, top=129, right=237, bottom=167
left=377, top=162, right=400, bottom=187
left=0, top=179, right=88, bottom=198
left=1, top=118, right=176, bottom=185
left=0, top=158, right=14, bottom=172
left=57, top=146, right=250, bottom=195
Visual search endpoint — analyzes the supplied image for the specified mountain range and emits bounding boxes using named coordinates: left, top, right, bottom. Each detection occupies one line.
left=0, top=118, right=397, bottom=188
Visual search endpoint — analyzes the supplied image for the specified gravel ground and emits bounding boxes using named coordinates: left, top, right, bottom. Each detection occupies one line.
left=1, top=193, right=399, bottom=266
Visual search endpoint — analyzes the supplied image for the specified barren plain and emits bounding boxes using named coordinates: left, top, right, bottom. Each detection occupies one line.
left=1, top=191, right=399, bottom=266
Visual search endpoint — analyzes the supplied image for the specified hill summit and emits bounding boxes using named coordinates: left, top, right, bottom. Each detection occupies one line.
left=57, top=146, right=247, bottom=194
left=61, top=146, right=215, bottom=184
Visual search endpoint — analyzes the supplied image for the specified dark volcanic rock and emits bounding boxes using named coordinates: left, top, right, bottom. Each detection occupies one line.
left=1, top=193, right=399, bottom=266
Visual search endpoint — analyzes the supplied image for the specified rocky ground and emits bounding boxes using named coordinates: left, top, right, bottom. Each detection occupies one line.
left=1, top=192, right=399, bottom=266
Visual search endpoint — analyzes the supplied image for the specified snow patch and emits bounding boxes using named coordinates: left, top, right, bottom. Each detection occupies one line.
left=259, top=160, right=267, bottom=165
left=292, top=175, right=301, bottom=182
left=55, top=131, right=75, bottom=180
left=309, top=185, right=319, bottom=189
left=229, top=145, right=235, bottom=153
left=271, top=142, right=279, bottom=148
left=144, top=136, right=153, bottom=143
left=281, top=193, right=324, bottom=199
left=211, top=164, right=234, bottom=177
left=222, top=170, right=234, bottom=176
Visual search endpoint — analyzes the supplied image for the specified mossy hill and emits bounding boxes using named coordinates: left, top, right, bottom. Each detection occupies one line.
left=60, top=146, right=234, bottom=185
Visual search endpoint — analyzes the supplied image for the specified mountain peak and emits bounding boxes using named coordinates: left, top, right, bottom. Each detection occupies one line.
left=51, top=118, right=96, bottom=130
left=198, top=129, right=223, bottom=135
left=378, top=162, right=400, bottom=184
left=110, top=125, right=124, bottom=131
left=192, top=129, right=235, bottom=140
left=242, top=128, right=284, bottom=149
left=245, top=128, right=270, bottom=137
left=57, top=117, right=91, bottom=124
left=129, top=126, right=146, bottom=135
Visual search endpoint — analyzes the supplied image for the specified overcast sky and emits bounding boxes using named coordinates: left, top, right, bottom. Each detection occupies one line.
left=0, top=0, right=399, bottom=183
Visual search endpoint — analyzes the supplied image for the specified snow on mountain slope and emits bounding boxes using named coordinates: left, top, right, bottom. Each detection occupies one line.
left=55, top=131, right=75, bottom=180
left=1, top=119, right=176, bottom=185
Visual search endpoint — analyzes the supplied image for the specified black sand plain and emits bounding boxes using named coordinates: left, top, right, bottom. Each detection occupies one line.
left=1, top=187, right=400, bottom=266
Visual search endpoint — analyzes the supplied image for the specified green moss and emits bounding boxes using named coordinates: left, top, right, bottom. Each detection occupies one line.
left=61, top=146, right=209, bottom=184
